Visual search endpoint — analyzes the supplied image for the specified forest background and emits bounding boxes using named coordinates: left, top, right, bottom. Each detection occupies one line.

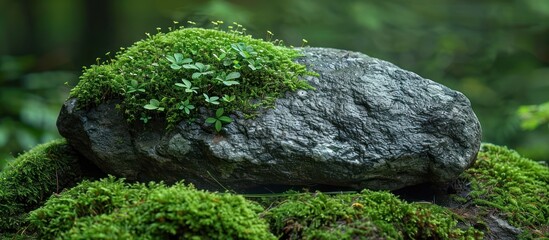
left=1, top=0, right=548, bottom=169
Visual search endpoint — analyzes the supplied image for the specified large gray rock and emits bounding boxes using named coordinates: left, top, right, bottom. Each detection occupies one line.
left=57, top=47, right=481, bottom=192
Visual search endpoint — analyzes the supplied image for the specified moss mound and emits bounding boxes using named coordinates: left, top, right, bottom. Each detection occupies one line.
left=70, top=26, right=314, bottom=130
left=28, top=177, right=275, bottom=239
left=2, top=141, right=548, bottom=239
left=463, top=144, right=549, bottom=238
left=0, top=139, right=86, bottom=233
left=262, top=190, right=482, bottom=239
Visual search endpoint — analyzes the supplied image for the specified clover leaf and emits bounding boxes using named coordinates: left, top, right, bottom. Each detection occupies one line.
left=178, top=99, right=195, bottom=115
left=184, top=62, right=215, bottom=79
left=205, top=108, right=233, bottom=132
left=222, top=94, right=236, bottom=103
left=214, top=71, right=241, bottom=86
left=175, top=79, right=199, bottom=94
left=126, top=79, right=146, bottom=94
left=144, top=99, right=164, bottom=111
left=203, top=93, right=220, bottom=105
left=166, top=53, right=192, bottom=70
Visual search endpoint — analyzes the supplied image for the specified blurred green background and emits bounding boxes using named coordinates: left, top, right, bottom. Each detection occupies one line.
left=1, top=0, right=548, bottom=170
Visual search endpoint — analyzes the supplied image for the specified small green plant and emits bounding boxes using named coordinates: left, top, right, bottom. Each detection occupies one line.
left=174, top=79, right=198, bottom=93
left=177, top=99, right=195, bottom=115
left=203, top=93, right=220, bottom=105
left=166, top=52, right=192, bottom=70
left=206, top=108, right=233, bottom=132
left=125, top=79, right=146, bottom=94
left=185, top=62, right=215, bottom=79
left=69, top=22, right=315, bottom=132
left=214, top=71, right=241, bottom=86
left=222, top=94, right=236, bottom=102
left=143, top=98, right=165, bottom=111
left=140, top=115, right=152, bottom=123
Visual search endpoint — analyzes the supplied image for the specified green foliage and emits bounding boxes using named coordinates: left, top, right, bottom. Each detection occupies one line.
left=517, top=101, right=549, bottom=130
left=262, top=190, right=482, bottom=239
left=143, top=98, right=165, bottom=112
left=0, top=139, right=84, bottom=233
left=4, top=141, right=549, bottom=238
left=206, top=108, right=233, bottom=132
left=465, top=144, right=549, bottom=238
left=28, top=176, right=276, bottom=239
left=69, top=24, right=314, bottom=132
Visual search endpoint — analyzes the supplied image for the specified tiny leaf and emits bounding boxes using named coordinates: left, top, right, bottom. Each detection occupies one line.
left=183, top=64, right=199, bottom=70
left=192, top=72, right=202, bottom=79
left=205, top=118, right=217, bottom=124
left=182, top=79, right=192, bottom=87
left=195, top=62, right=205, bottom=70
left=216, top=108, right=224, bottom=117
left=174, top=53, right=183, bottom=62
left=144, top=104, right=157, bottom=110
left=226, top=72, right=241, bottom=80
left=219, top=116, right=232, bottom=123
left=223, top=81, right=240, bottom=86
left=215, top=121, right=222, bottom=132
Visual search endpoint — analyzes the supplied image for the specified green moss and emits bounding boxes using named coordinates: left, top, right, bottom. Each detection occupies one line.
left=70, top=26, right=314, bottom=129
left=28, top=176, right=276, bottom=239
left=464, top=144, right=549, bottom=238
left=5, top=140, right=547, bottom=238
left=262, top=190, right=482, bottom=239
left=0, top=139, right=86, bottom=234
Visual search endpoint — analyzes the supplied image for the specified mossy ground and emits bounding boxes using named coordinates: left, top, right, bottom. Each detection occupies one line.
left=454, top=144, right=549, bottom=239
left=27, top=177, right=275, bottom=240
left=1, top=141, right=547, bottom=239
left=0, top=139, right=100, bottom=237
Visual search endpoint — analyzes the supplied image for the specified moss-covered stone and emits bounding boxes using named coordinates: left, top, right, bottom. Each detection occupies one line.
left=28, top=176, right=276, bottom=239
left=461, top=143, right=549, bottom=239
left=0, top=139, right=91, bottom=234
left=70, top=26, right=314, bottom=129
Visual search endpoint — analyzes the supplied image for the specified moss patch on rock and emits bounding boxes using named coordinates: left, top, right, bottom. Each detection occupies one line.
left=69, top=25, right=314, bottom=130
left=0, top=139, right=93, bottom=234
left=28, top=176, right=276, bottom=240
left=459, top=144, right=549, bottom=238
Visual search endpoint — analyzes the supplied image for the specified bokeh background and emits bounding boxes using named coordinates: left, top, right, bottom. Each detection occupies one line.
left=1, top=0, right=548, bottom=170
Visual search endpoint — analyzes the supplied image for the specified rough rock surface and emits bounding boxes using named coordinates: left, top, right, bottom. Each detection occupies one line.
left=57, top=47, right=481, bottom=192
